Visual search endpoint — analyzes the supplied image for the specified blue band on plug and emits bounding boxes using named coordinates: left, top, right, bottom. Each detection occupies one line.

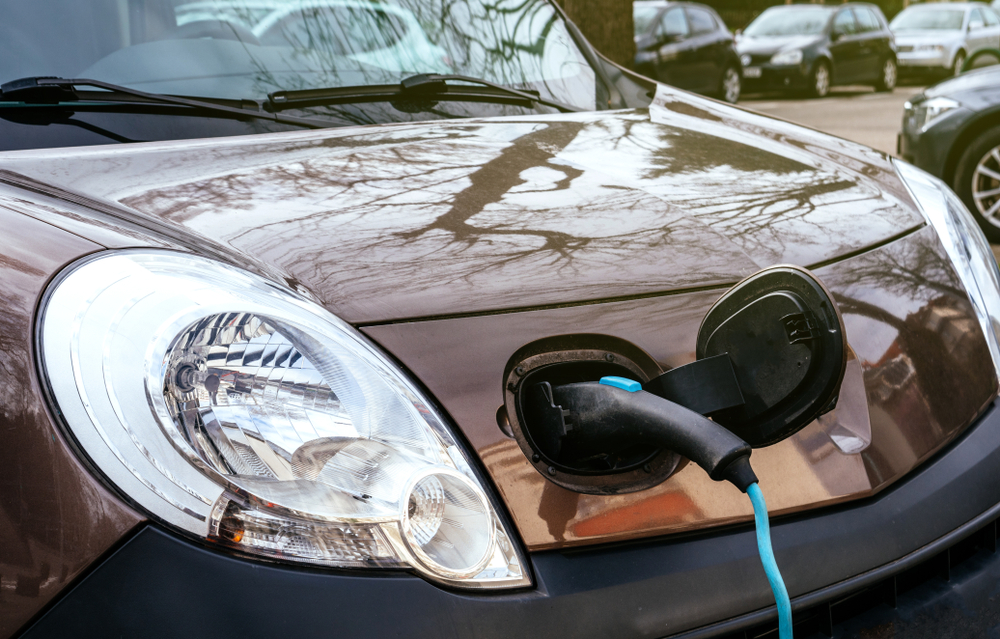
left=599, top=376, right=642, bottom=392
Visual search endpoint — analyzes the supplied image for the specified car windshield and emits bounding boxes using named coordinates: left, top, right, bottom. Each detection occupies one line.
left=890, top=8, right=966, bottom=31
left=1, top=0, right=599, bottom=111
left=633, top=4, right=661, bottom=35
left=743, top=7, right=832, bottom=37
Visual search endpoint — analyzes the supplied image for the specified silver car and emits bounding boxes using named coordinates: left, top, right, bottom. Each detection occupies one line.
left=891, top=1, right=1000, bottom=76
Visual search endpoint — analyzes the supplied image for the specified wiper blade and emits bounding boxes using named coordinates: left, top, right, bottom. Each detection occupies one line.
left=0, top=77, right=329, bottom=129
left=267, top=74, right=584, bottom=114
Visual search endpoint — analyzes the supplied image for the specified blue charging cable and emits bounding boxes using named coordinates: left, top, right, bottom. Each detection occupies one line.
left=597, top=377, right=792, bottom=635
left=747, top=482, right=792, bottom=639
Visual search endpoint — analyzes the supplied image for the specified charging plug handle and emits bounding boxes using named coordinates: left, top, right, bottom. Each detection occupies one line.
left=550, top=382, right=758, bottom=491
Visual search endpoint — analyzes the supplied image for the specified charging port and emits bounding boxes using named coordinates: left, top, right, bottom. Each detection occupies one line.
left=503, top=336, right=682, bottom=495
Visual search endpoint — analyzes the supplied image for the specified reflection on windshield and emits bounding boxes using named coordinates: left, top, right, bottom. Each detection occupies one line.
left=0, top=0, right=597, bottom=112
left=744, top=8, right=832, bottom=37
left=891, top=9, right=965, bottom=31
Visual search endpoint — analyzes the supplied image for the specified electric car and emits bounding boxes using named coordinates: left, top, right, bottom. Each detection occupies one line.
left=2, top=1, right=1000, bottom=639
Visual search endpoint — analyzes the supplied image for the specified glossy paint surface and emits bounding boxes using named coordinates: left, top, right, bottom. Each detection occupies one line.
left=365, top=226, right=997, bottom=549
left=0, top=209, right=143, bottom=637
left=0, top=81, right=987, bottom=605
left=0, top=87, right=922, bottom=325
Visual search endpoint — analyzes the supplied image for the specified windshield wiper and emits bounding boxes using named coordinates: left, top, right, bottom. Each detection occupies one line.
left=267, top=74, right=585, bottom=114
left=0, top=77, right=329, bottom=129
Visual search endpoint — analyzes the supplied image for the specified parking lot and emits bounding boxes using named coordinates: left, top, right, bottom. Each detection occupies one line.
left=742, top=84, right=926, bottom=158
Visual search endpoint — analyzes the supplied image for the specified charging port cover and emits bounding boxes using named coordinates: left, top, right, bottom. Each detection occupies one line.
left=697, top=265, right=847, bottom=447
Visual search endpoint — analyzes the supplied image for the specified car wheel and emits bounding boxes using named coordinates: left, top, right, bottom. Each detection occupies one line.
left=808, top=60, right=831, bottom=98
left=874, top=57, right=897, bottom=92
left=720, top=66, right=741, bottom=104
left=954, top=125, right=1000, bottom=242
left=952, top=50, right=967, bottom=76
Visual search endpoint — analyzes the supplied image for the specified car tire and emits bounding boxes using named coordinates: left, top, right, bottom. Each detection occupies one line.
left=952, top=50, right=967, bottom=76
left=720, top=66, right=741, bottom=104
left=953, top=125, right=1000, bottom=242
left=874, top=57, right=897, bottom=92
left=808, top=60, right=831, bottom=98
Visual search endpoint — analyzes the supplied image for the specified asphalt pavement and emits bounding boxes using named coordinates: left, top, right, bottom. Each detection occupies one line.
left=741, top=83, right=926, bottom=158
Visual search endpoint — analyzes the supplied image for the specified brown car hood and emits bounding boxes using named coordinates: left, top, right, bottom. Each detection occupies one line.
left=0, top=87, right=921, bottom=324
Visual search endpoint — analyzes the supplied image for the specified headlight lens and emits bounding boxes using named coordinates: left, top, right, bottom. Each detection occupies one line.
left=907, top=96, right=960, bottom=132
left=894, top=160, right=1000, bottom=383
left=770, top=49, right=803, bottom=65
left=38, top=250, right=529, bottom=589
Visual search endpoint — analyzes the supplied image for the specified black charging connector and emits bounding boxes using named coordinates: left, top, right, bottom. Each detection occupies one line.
left=530, top=380, right=758, bottom=492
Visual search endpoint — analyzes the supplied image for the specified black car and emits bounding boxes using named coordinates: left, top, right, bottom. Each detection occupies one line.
left=737, top=3, right=897, bottom=97
left=899, top=65, right=1000, bottom=241
left=633, top=0, right=742, bottom=103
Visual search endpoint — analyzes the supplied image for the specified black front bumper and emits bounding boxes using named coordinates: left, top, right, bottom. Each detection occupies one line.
left=20, top=403, right=1000, bottom=639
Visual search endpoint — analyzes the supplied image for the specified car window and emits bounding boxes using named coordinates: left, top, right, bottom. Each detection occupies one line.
left=985, top=8, right=1000, bottom=26
left=0, top=0, right=599, bottom=112
left=970, top=8, right=986, bottom=29
left=633, top=4, right=662, bottom=36
left=657, top=7, right=689, bottom=38
left=686, top=7, right=716, bottom=35
left=891, top=8, right=966, bottom=31
left=853, top=7, right=881, bottom=33
left=743, top=7, right=833, bottom=37
left=833, top=10, right=859, bottom=36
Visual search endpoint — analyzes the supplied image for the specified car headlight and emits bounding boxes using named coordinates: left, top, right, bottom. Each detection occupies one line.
left=37, top=250, right=529, bottom=589
left=770, top=49, right=803, bottom=66
left=906, top=96, right=960, bottom=132
left=894, top=160, right=1000, bottom=383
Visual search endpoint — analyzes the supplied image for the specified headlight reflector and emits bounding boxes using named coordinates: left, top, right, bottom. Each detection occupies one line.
left=38, top=250, right=529, bottom=589
left=894, top=160, right=1000, bottom=384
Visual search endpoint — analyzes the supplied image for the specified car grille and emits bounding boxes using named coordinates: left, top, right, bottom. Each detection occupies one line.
left=897, top=45, right=914, bottom=53
left=708, top=515, right=1000, bottom=638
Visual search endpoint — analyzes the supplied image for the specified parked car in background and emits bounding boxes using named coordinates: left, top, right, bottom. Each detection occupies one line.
left=633, top=0, right=742, bottom=103
left=736, top=3, right=896, bottom=98
left=7, top=1, right=1000, bottom=638
left=899, top=65, right=1000, bottom=240
left=891, top=2, right=1000, bottom=78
